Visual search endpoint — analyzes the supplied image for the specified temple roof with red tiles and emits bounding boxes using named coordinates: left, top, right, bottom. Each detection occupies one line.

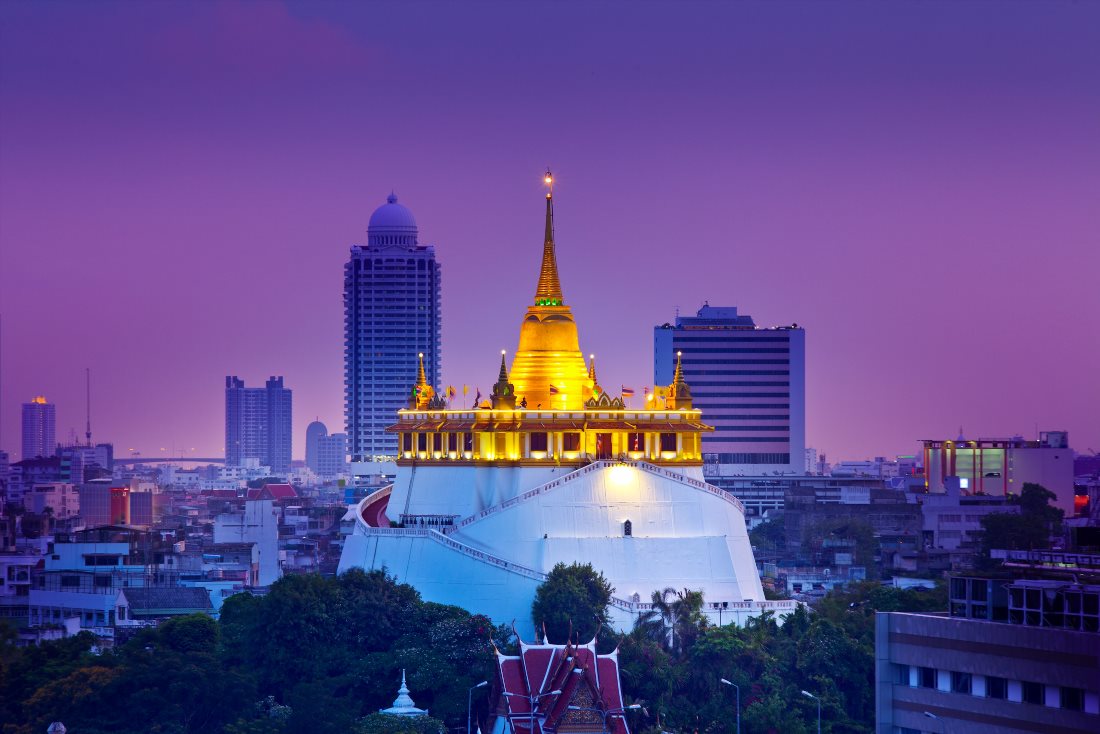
left=493, top=632, right=628, bottom=734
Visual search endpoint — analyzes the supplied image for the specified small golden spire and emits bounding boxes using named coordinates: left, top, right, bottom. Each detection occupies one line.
left=534, top=169, right=564, bottom=306
left=417, top=352, right=428, bottom=388
left=667, top=350, right=693, bottom=409
left=588, top=354, right=596, bottom=381
left=492, top=349, right=516, bottom=409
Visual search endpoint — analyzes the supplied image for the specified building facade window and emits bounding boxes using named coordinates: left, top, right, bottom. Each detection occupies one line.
left=1022, top=681, right=1044, bottom=705
left=986, top=676, right=1007, bottom=699
left=951, top=671, right=972, bottom=694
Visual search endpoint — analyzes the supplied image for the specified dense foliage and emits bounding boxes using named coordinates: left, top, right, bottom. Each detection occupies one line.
left=618, top=581, right=946, bottom=734
left=1, top=568, right=946, bottom=734
left=978, top=482, right=1064, bottom=566
left=0, top=569, right=511, bottom=734
left=531, top=562, right=614, bottom=644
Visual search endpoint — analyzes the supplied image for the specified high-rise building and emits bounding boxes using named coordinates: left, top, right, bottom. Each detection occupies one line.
left=21, top=396, right=56, bottom=460
left=345, top=194, right=442, bottom=461
left=225, top=376, right=292, bottom=473
left=305, top=420, right=348, bottom=477
left=654, top=305, right=805, bottom=478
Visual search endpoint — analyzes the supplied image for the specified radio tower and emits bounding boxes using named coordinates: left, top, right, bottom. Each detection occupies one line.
left=85, top=367, right=92, bottom=446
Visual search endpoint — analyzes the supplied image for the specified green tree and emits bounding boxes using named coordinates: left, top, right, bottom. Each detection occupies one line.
left=531, top=562, right=613, bottom=644
left=749, top=516, right=786, bottom=553
left=636, top=587, right=708, bottom=655
left=355, top=713, right=445, bottom=734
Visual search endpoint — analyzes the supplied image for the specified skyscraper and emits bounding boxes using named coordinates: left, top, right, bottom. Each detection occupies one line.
left=225, top=376, right=292, bottom=473
left=345, top=194, right=442, bottom=461
left=654, top=305, right=805, bottom=477
left=21, top=396, right=56, bottom=460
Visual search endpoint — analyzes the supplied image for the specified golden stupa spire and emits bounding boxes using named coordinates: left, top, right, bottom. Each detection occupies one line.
left=492, top=350, right=517, bottom=409
left=534, top=169, right=563, bottom=306
left=588, top=354, right=596, bottom=381
left=409, top=352, right=435, bottom=408
left=417, top=352, right=428, bottom=388
left=667, top=350, right=693, bottom=409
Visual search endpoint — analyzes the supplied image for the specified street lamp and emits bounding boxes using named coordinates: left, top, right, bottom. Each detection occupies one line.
left=719, top=679, right=740, bottom=734
left=923, top=711, right=946, bottom=734
left=801, top=690, right=820, bottom=734
left=566, top=704, right=641, bottom=734
left=503, top=689, right=562, bottom=734
left=468, top=680, right=488, bottom=734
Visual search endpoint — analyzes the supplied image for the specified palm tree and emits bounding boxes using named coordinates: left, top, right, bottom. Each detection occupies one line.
left=635, top=587, right=708, bottom=655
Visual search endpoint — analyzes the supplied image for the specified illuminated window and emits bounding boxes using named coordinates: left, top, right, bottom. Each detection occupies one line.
left=402, top=434, right=413, bottom=451
left=660, top=433, right=677, bottom=452
left=562, top=433, right=581, bottom=451
left=417, top=433, right=427, bottom=451
left=530, top=433, right=548, bottom=452
left=627, top=433, right=644, bottom=452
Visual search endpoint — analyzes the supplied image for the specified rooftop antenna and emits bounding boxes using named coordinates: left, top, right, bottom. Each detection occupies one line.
left=85, top=367, right=92, bottom=446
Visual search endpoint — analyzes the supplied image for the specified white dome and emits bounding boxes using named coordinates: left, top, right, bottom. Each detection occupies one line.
left=368, top=193, right=418, bottom=235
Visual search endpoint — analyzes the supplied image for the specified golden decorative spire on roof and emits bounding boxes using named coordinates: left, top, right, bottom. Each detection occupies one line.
left=491, top=350, right=516, bottom=409
left=588, top=354, right=596, bottom=381
left=534, top=170, right=563, bottom=306
left=509, top=171, right=593, bottom=409
left=666, top=350, right=693, bottom=409
left=409, top=353, right=436, bottom=409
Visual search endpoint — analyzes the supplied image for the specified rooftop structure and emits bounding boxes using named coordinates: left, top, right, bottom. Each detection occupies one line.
left=379, top=669, right=428, bottom=717
left=921, top=430, right=1073, bottom=513
left=488, top=632, right=628, bottom=734
left=339, top=175, right=786, bottom=635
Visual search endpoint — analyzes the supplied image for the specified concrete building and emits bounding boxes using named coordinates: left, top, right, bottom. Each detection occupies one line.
left=80, top=480, right=130, bottom=527
left=922, top=431, right=1074, bottom=514
left=654, top=304, right=804, bottom=477
left=25, top=483, right=78, bottom=519
left=344, top=194, right=442, bottom=462
left=21, top=396, right=56, bottom=460
left=915, top=476, right=1018, bottom=555
left=876, top=608, right=1100, bottom=733
left=57, top=443, right=114, bottom=484
left=305, top=420, right=347, bottom=477
left=213, top=498, right=281, bottom=586
left=225, top=376, right=292, bottom=473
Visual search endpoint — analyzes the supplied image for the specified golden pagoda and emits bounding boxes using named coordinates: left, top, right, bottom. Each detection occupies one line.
left=389, top=171, right=711, bottom=466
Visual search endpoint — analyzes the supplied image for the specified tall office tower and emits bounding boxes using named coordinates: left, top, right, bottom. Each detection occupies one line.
left=655, top=305, right=805, bottom=478
left=345, top=194, right=441, bottom=461
left=21, top=396, right=56, bottom=460
left=225, top=376, right=293, bottom=473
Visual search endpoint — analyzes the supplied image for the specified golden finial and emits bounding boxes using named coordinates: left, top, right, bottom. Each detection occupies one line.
left=667, top=350, right=693, bottom=409
left=534, top=169, right=563, bottom=307
left=417, top=352, right=428, bottom=387
left=588, top=354, right=596, bottom=381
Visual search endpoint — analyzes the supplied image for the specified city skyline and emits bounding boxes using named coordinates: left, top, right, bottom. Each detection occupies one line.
left=2, top=1, right=1098, bottom=462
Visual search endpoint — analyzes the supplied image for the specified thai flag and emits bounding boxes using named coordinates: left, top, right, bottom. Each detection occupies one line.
left=621, top=386, right=635, bottom=397
left=549, top=385, right=560, bottom=395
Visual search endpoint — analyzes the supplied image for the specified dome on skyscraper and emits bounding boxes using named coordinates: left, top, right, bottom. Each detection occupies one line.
left=368, top=193, right=418, bottom=243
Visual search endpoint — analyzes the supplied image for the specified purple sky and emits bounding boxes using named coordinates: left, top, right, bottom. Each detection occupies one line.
left=2, top=1, right=1098, bottom=463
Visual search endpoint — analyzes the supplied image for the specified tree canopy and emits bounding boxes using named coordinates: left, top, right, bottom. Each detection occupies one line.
left=531, top=562, right=614, bottom=644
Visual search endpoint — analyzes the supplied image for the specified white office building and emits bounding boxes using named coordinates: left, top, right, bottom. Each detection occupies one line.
left=654, top=305, right=805, bottom=480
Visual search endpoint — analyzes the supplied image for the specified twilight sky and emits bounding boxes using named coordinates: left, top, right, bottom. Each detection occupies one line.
left=1, top=0, right=1098, bottom=463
